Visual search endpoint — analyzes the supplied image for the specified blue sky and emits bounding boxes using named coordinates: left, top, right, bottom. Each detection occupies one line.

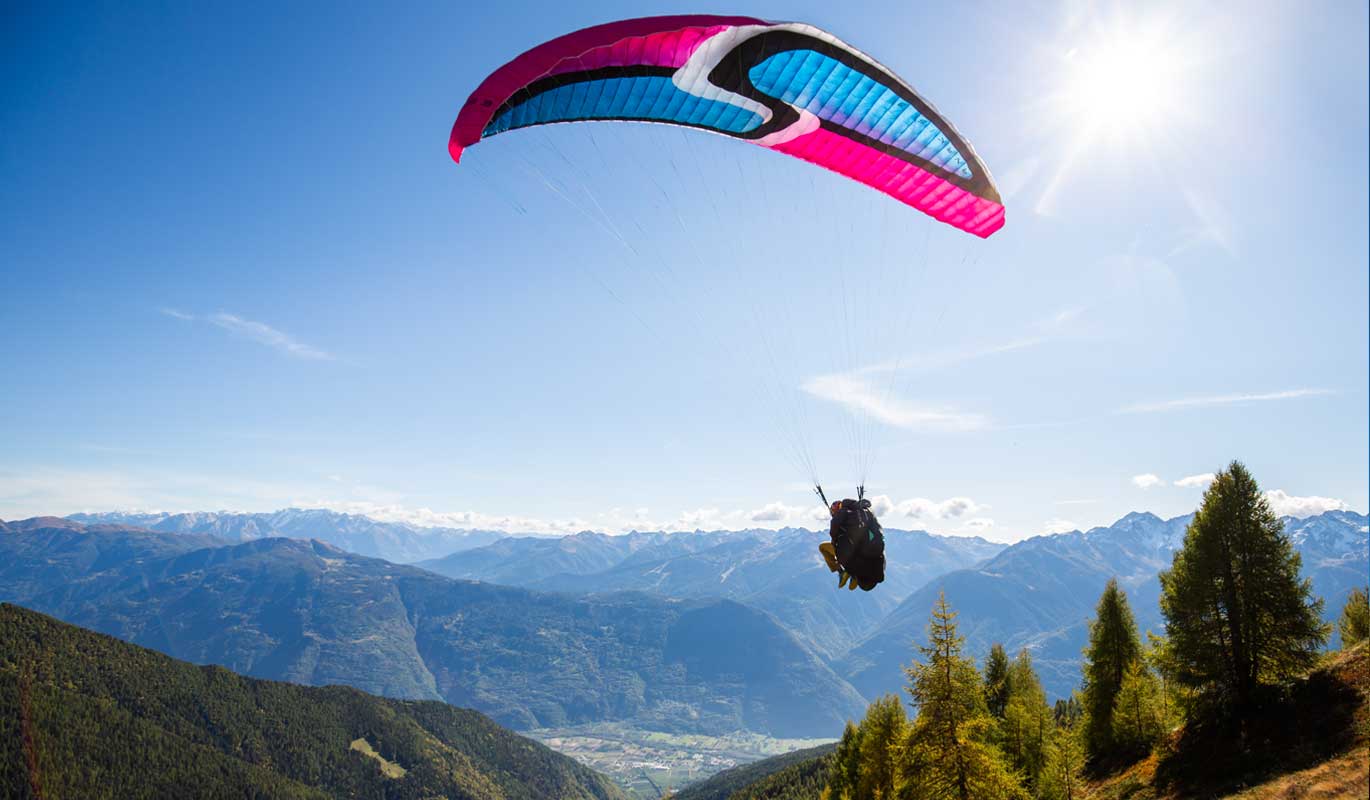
left=3, top=0, right=1366, bottom=541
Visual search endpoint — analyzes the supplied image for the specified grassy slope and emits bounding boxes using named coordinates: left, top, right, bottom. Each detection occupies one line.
left=1085, top=643, right=1370, bottom=800
left=0, top=603, right=625, bottom=800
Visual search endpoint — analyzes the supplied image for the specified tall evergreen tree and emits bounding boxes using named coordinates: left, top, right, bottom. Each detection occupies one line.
left=824, top=721, right=863, bottom=800
left=900, top=592, right=1026, bottom=800
left=1159, top=461, right=1328, bottom=711
left=1001, top=649, right=1053, bottom=793
left=1081, top=578, right=1141, bottom=761
left=856, top=695, right=907, bottom=800
left=984, top=643, right=1011, bottom=719
left=1338, top=587, right=1370, bottom=648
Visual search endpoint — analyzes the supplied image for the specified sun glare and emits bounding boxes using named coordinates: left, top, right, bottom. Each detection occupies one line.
left=1034, top=11, right=1202, bottom=214
left=1057, top=26, right=1186, bottom=144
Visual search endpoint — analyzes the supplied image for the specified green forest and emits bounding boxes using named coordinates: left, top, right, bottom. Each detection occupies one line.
left=0, top=603, right=626, bottom=800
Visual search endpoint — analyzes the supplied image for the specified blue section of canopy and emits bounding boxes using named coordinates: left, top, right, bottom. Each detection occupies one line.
left=749, top=50, right=972, bottom=179
left=487, top=76, right=765, bottom=137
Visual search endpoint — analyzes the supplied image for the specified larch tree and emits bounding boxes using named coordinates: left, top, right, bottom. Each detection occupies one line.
left=824, top=720, right=863, bottom=800
left=899, top=592, right=1026, bottom=800
left=1109, top=661, right=1164, bottom=757
left=1159, top=461, right=1328, bottom=712
left=984, top=643, right=1011, bottom=719
left=856, top=695, right=908, bottom=799
left=1338, top=587, right=1369, bottom=648
left=1081, top=578, right=1142, bottom=761
left=1037, top=723, right=1085, bottom=800
left=1001, top=649, right=1053, bottom=792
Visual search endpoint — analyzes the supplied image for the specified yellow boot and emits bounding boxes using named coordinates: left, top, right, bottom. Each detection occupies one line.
left=818, top=542, right=840, bottom=572
left=838, top=570, right=850, bottom=589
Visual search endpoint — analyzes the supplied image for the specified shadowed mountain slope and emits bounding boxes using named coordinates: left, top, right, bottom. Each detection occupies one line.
left=422, top=527, right=1003, bottom=660
left=0, top=603, right=626, bottom=800
left=0, top=520, right=864, bottom=738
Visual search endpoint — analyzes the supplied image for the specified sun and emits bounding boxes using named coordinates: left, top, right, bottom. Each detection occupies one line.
left=1033, top=10, right=1202, bottom=214
left=1054, top=23, right=1188, bottom=146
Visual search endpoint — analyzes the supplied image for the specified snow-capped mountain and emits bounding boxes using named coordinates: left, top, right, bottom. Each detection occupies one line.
left=65, top=508, right=506, bottom=563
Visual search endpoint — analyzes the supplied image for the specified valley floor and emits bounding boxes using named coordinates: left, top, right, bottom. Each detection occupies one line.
left=528, top=724, right=833, bottom=797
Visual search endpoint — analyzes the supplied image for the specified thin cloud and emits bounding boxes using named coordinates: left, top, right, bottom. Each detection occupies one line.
left=161, top=308, right=335, bottom=361
left=802, top=373, right=987, bottom=433
left=207, top=313, right=334, bottom=361
left=1174, top=473, right=1215, bottom=488
left=1041, top=518, right=1080, bottom=534
left=1118, top=389, right=1331, bottom=414
left=1132, top=473, right=1165, bottom=489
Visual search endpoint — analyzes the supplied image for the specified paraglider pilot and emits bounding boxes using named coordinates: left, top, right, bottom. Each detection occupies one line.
left=817, top=489, right=886, bottom=592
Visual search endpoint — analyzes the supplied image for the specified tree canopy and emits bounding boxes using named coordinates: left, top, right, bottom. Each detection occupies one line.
left=1159, top=461, right=1328, bottom=710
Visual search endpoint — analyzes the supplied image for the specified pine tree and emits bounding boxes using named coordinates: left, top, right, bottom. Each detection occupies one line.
left=1338, top=587, right=1370, bottom=648
left=1159, top=461, right=1328, bottom=711
left=1081, top=578, right=1141, bottom=761
left=984, top=643, right=1011, bottom=719
left=1109, top=661, right=1163, bottom=757
left=824, top=720, right=863, bottom=800
left=900, top=592, right=1027, bottom=800
left=856, top=695, right=907, bottom=799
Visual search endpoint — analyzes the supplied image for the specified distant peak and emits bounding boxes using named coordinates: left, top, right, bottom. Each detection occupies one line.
left=1116, top=511, right=1162, bottom=525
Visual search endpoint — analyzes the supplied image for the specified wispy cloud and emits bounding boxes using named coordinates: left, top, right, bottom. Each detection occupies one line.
left=1117, top=389, right=1332, bottom=415
left=161, top=308, right=334, bottom=361
left=1054, top=498, right=1099, bottom=505
left=1174, top=473, right=1215, bottom=488
left=1132, top=473, right=1164, bottom=489
left=207, top=313, right=334, bottom=360
left=802, top=373, right=988, bottom=432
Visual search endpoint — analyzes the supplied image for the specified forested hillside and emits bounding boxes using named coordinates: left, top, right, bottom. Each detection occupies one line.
left=0, top=603, right=625, bottom=800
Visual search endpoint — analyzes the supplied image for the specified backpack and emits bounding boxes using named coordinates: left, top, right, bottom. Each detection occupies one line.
left=836, top=499, right=886, bottom=588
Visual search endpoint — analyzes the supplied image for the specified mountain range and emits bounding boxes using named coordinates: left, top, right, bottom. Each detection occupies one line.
left=5, top=506, right=1363, bottom=733
left=67, top=508, right=506, bottom=563
left=839, top=509, right=1369, bottom=701
left=418, top=527, right=1003, bottom=660
left=0, top=519, right=864, bottom=738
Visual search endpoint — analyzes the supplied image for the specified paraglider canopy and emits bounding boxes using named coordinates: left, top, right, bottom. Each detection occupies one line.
left=450, top=15, right=1004, bottom=237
